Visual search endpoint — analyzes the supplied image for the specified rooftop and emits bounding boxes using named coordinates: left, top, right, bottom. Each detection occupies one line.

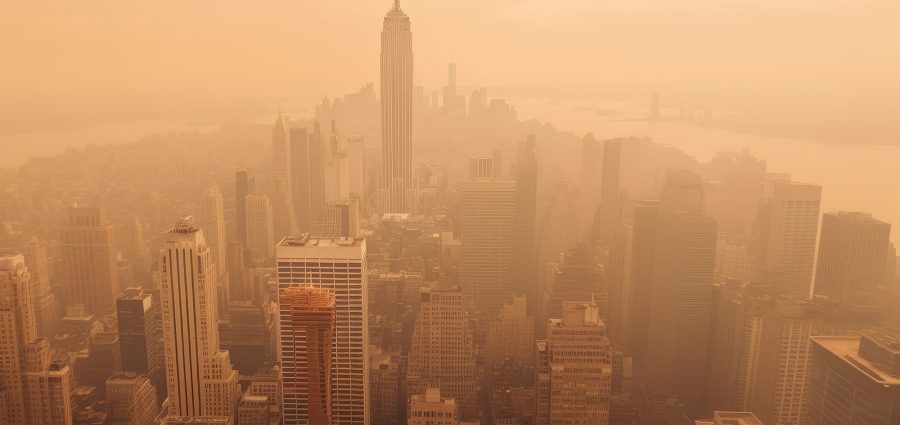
left=278, top=233, right=364, bottom=248
left=812, top=336, right=900, bottom=386
left=713, top=411, right=764, bottom=425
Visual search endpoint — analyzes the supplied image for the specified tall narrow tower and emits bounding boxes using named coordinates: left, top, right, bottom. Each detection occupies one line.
left=380, top=0, right=415, bottom=213
left=159, top=217, right=238, bottom=420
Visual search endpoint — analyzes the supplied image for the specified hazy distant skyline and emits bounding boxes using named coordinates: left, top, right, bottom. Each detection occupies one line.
left=3, top=0, right=899, bottom=141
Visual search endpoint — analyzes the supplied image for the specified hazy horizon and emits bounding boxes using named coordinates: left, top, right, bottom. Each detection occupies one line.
left=3, top=0, right=900, bottom=144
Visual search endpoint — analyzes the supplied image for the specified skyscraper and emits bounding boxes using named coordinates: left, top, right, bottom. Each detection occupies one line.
left=106, top=372, right=159, bottom=425
left=379, top=0, right=416, bottom=213
left=203, top=187, right=229, bottom=282
left=272, top=113, right=297, bottom=240
left=807, top=333, right=900, bottom=425
left=235, top=171, right=255, bottom=245
left=535, top=301, right=612, bottom=425
left=159, top=217, right=239, bottom=420
left=117, top=287, right=164, bottom=405
left=512, top=136, right=538, bottom=316
left=626, top=200, right=659, bottom=360
left=203, top=187, right=230, bottom=309
left=21, top=236, right=59, bottom=339
left=813, top=211, right=891, bottom=298
left=244, top=194, right=274, bottom=265
left=644, top=211, right=717, bottom=417
left=0, top=250, right=74, bottom=425
left=756, top=181, right=822, bottom=298
left=61, top=206, right=119, bottom=314
left=459, top=178, right=516, bottom=320
left=276, top=234, right=369, bottom=425
left=407, top=287, right=478, bottom=421
left=290, top=127, right=327, bottom=233
left=279, top=286, right=335, bottom=425
left=593, top=139, right=623, bottom=244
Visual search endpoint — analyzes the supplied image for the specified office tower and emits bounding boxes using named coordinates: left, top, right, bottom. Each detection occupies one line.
left=219, top=303, right=277, bottom=375
left=714, top=234, right=754, bottom=281
left=0, top=251, right=74, bottom=425
left=511, top=136, right=538, bottom=315
left=546, top=247, right=603, bottom=326
left=117, top=288, right=164, bottom=404
left=593, top=139, right=623, bottom=244
left=272, top=113, right=297, bottom=239
left=408, top=388, right=459, bottom=425
left=203, top=187, right=229, bottom=281
left=407, top=288, right=477, bottom=421
left=748, top=299, right=818, bottom=425
left=227, top=242, right=253, bottom=303
left=814, top=211, right=891, bottom=298
left=658, top=169, right=704, bottom=215
left=76, top=330, right=121, bottom=399
left=106, top=372, right=159, bottom=425
left=379, top=0, right=416, bottom=213
left=21, top=236, right=60, bottom=338
left=807, top=333, right=900, bottom=425
left=468, top=157, right=494, bottom=180
left=203, top=187, right=230, bottom=309
left=276, top=235, right=369, bottom=425
left=442, top=62, right=465, bottom=112
left=580, top=133, right=603, bottom=234
left=290, top=127, right=327, bottom=232
left=644, top=212, right=717, bottom=417
left=369, top=352, right=402, bottom=425
left=756, top=181, right=822, bottom=298
left=535, top=301, right=611, bottom=425
left=0, top=250, right=35, bottom=424
left=235, top=171, right=255, bottom=245
left=324, top=122, right=350, bottom=203
left=278, top=287, right=335, bottom=425
left=484, top=295, right=534, bottom=373
left=116, top=216, right=149, bottom=276
left=702, top=152, right=767, bottom=237
left=244, top=194, right=274, bottom=265
left=650, top=92, right=660, bottom=120
left=61, top=206, right=119, bottom=314
left=159, top=217, right=239, bottom=420
left=313, top=199, right=360, bottom=238
left=346, top=136, right=367, bottom=202
left=458, top=178, right=516, bottom=319
left=22, top=356, right=75, bottom=425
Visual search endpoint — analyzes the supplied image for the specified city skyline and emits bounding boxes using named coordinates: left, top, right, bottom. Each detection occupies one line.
left=1, top=1, right=899, bottom=425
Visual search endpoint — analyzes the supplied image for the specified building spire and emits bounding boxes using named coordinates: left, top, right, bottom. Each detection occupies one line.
left=394, top=0, right=400, bottom=11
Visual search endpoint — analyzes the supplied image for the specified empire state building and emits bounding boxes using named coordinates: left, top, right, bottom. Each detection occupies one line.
left=379, top=0, right=416, bottom=213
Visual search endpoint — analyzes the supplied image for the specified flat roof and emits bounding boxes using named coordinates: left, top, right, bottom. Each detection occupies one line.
left=276, top=234, right=365, bottom=259
left=812, top=336, right=900, bottom=386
